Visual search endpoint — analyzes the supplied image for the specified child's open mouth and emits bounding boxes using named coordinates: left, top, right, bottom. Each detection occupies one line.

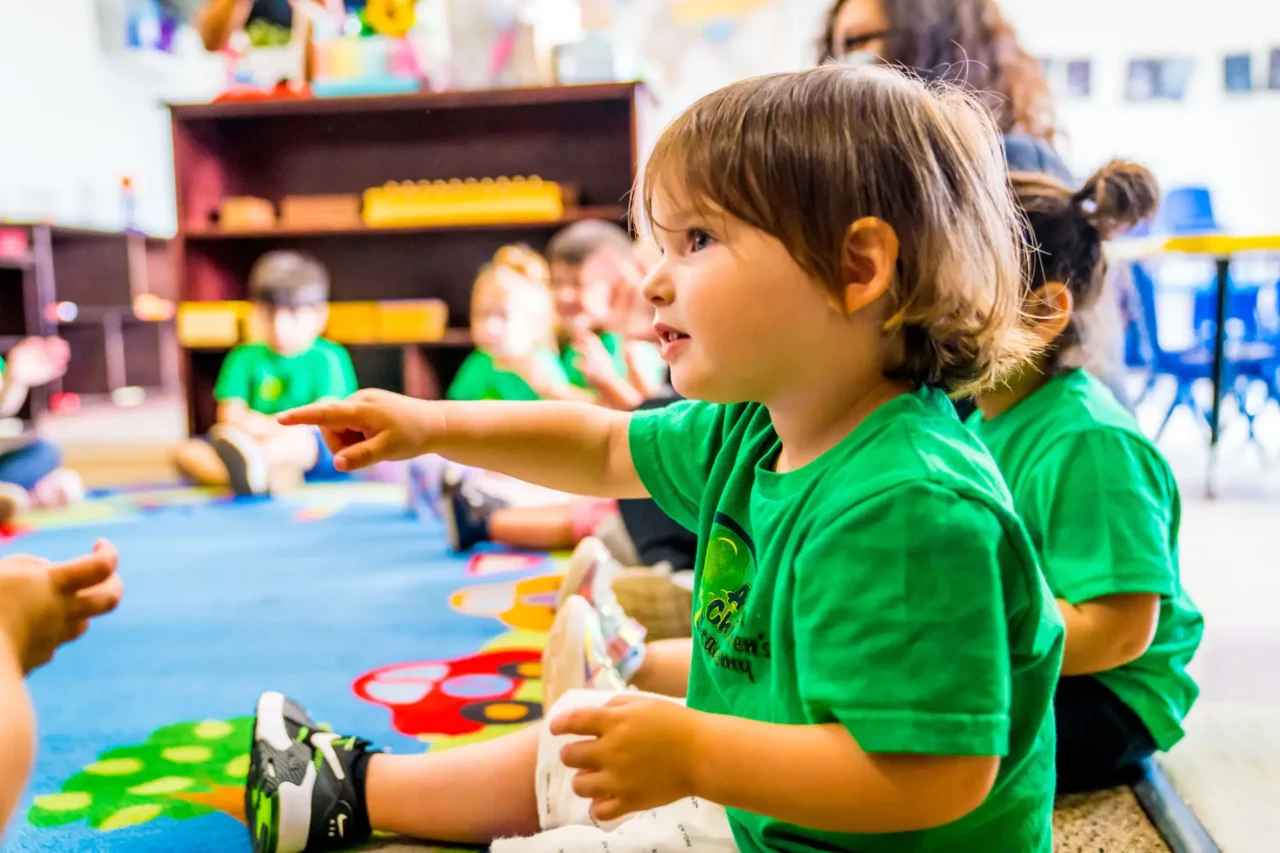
left=654, top=323, right=691, bottom=360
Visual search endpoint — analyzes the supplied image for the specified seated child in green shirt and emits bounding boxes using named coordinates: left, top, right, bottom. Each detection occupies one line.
left=549, top=220, right=666, bottom=409
left=246, top=65, right=1064, bottom=853
left=173, top=251, right=357, bottom=497
left=447, top=245, right=575, bottom=402
left=971, top=162, right=1204, bottom=793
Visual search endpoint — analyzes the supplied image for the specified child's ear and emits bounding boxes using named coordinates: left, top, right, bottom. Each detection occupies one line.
left=313, top=303, right=330, bottom=336
left=841, top=218, right=899, bottom=314
left=1029, top=282, right=1073, bottom=343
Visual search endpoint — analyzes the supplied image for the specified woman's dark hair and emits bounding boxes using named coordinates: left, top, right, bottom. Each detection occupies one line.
left=1012, top=160, right=1160, bottom=369
left=819, top=0, right=1056, bottom=142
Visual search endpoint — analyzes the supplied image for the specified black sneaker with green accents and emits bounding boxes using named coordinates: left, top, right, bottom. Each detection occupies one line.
left=245, top=692, right=378, bottom=853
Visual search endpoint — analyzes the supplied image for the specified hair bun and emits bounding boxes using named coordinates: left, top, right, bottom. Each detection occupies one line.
left=1072, top=160, right=1160, bottom=240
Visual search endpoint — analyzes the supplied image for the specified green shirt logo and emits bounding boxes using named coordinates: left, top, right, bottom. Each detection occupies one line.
left=256, top=374, right=285, bottom=403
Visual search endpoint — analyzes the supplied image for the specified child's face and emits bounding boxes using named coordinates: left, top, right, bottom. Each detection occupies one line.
left=472, top=269, right=549, bottom=358
left=644, top=187, right=864, bottom=404
left=551, top=260, right=613, bottom=336
left=258, top=303, right=327, bottom=357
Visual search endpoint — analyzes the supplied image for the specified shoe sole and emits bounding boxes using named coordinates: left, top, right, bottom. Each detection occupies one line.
left=556, top=537, right=609, bottom=609
left=440, top=477, right=464, bottom=552
left=211, top=431, right=269, bottom=497
left=542, top=596, right=589, bottom=710
left=247, top=693, right=320, bottom=853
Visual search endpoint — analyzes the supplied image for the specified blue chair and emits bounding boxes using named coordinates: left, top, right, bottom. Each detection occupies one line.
left=1192, top=283, right=1262, bottom=343
left=1130, top=263, right=1276, bottom=440
left=1158, top=186, right=1221, bottom=235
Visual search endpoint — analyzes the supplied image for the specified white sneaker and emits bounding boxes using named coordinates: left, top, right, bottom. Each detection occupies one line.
left=557, top=538, right=647, bottom=680
left=542, top=595, right=627, bottom=710
left=209, top=425, right=269, bottom=497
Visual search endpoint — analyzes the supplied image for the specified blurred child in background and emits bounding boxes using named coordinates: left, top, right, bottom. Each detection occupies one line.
left=0, top=336, right=84, bottom=525
left=972, top=162, right=1203, bottom=793
left=447, top=245, right=576, bottom=403
left=173, top=251, right=357, bottom=497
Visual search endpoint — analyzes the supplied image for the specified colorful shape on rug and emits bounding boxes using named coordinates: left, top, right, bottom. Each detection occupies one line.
left=1, top=483, right=556, bottom=852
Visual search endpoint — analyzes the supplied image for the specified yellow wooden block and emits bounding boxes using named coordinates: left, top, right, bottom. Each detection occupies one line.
left=378, top=299, right=448, bottom=343
left=363, top=176, right=564, bottom=228
left=178, top=302, right=249, bottom=347
left=325, top=302, right=382, bottom=344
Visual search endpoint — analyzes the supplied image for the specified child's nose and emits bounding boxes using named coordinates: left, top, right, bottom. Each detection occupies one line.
left=641, top=266, right=673, bottom=306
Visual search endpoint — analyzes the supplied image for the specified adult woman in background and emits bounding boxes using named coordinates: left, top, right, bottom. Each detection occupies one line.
left=820, top=0, right=1137, bottom=412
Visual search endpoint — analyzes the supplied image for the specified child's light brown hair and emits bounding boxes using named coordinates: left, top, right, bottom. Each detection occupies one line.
left=1012, top=160, right=1160, bottom=372
left=638, top=64, right=1035, bottom=396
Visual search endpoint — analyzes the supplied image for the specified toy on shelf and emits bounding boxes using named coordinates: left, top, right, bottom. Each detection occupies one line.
left=280, top=194, right=363, bottom=230
left=177, top=299, right=448, bottom=347
left=217, top=197, right=276, bottom=231
left=311, top=34, right=423, bottom=98
left=177, top=301, right=250, bottom=348
left=363, top=177, right=566, bottom=228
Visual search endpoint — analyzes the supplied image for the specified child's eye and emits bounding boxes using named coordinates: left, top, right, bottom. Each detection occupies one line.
left=688, top=229, right=714, bottom=252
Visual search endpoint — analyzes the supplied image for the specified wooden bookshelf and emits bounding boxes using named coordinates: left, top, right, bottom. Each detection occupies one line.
left=170, top=82, right=641, bottom=434
left=0, top=225, right=177, bottom=415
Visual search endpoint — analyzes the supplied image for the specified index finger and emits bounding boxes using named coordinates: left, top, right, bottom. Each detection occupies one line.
left=277, top=400, right=363, bottom=428
left=50, top=543, right=119, bottom=594
left=549, top=707, right=611, bottom=739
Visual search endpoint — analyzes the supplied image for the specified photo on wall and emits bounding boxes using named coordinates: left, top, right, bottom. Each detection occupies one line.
left=1127, top=57, right=1195, bottom=101
left=1224, top=53, right=1253, bottom=92
left=1041, top=57, right=1092, bottom=99
left=1270, top=48, right=1280, bottom=90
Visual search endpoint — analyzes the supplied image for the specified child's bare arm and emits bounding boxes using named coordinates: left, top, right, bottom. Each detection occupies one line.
left=690, top=715, right=998, bottom=833
left=1057, top=594, right=1160, bottom=676
left=281, top=390, right=647, bottom=498
left=0, top=632, right=35, bottom=833
left=554, top=699, right=997, bottom=833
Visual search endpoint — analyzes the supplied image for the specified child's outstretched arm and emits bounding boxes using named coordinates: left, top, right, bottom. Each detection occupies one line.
left=280, top=389, right=647, bottom=499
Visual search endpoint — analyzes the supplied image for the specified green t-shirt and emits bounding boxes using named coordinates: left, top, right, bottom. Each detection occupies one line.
left=446, top=348, right=568, bottom=402
left=560, top=331, right=628, bottom=389
left=970, top=369, right=1203, bottom=751
left=630, top=387, right=1063, bottom=853
left=213, top=339, right=357, bottom=416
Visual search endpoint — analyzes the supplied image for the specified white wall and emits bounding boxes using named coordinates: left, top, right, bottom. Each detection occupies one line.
left=1001, top=0, right=1280, bottom=233
left=0, top=0, right=220, bottom=235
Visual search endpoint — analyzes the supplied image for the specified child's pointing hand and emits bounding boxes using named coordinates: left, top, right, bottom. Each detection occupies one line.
left=279, top=389, right=443, bottom=471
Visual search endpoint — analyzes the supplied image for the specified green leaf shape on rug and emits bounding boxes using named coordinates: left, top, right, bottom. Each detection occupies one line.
left=28, top=716, right=253, bottom=831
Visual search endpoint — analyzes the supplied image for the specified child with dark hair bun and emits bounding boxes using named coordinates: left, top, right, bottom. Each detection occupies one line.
left=972, top=160, right=1204, bottom=793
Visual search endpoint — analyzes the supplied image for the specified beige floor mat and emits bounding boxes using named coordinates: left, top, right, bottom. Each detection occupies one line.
left=1160, top=701, right=1280, bottom=853
left=1054, top=787, right=1171, bottom=853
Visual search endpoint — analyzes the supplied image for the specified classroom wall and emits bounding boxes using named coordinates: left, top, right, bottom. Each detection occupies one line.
left=4, top=1, right=1276, bottom=233
left=0, top=0, right=220, bottom=235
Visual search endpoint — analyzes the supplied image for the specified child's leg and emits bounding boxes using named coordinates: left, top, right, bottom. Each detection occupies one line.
left=0, top=440, right=61, bottom=492
left=245, top=693, right=543, bottom=853
left=1055, top=675, right=1157, bottom=793
left=262, top=426, right=322, bottom=475
left=173, top=438, right=229, bottom=486
left=488, top=504, right=579, bottom=550
left=0, top=636, right=35, bottom=832
left=364, top=723, right=542, bottom=842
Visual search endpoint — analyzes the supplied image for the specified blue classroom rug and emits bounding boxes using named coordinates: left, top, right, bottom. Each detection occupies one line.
left=0, top=482, right=558, bottom=853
